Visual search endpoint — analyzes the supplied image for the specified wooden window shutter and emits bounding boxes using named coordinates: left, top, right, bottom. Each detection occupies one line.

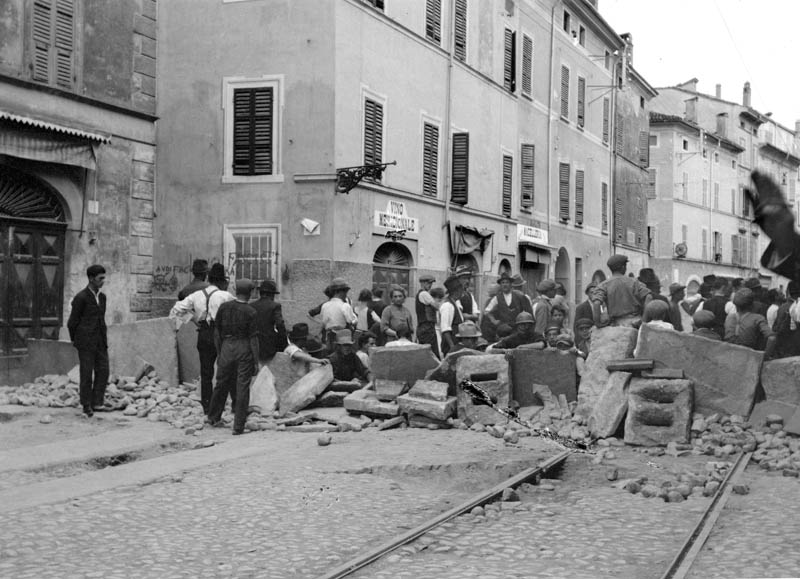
left=647, top=168, right=657, bottom=198
left=54, top=0, right=75, bottom=89
left=363, top=98, right=383, bottom=171
left=577, top=77, right=586, bottom=128
left=521, top=34, right=533, bottom=97
left=503, top=29, right=516, bottom=93
left=502, top=155, right=513, bottom=217
left=422, top=123, right=439, bottom=197
left=614, top=193, right=623, bottom=240
left=638, top=131, right=649, bottom=165
left=454, top=0, right=467, bottom=61
left=575, top=169, right=584, bottom=225
left=560, top=65, right=569, bottom=118
left=520, top=143, right=534, bottom=208
left=32, top=0, right=53, bottom=82
left=615, top=113, right=624, bottom=155
left=558, top=162, right=570, bottom=221
left=451, top=133, right=469, bottom=204
left=601, top=182, right=608, bottom=232
left=425, top=0, right=441, bottom=44
left=602, top=98, right=610, bottom=144
left=232, top=87, right=274, bottom=176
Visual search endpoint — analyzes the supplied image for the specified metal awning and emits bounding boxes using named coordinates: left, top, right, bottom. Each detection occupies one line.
left=519, top=239, right=555, bottom=252
left=0, top=110, right=110, bottom=143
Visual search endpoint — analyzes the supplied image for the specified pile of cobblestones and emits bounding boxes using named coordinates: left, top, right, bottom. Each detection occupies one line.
left=618, top=460, right=734, bottom=503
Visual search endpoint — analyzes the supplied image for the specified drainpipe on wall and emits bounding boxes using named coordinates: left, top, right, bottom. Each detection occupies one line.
left=546, top=2, right=557, bottom=277
left=442, top=0, right=456, bottom=237
left=609, top=47, right=623, bottom=257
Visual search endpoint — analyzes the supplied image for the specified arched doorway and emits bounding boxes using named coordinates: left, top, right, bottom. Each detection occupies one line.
left=554, top=247, right=570, bottom=300
left=0, top=166, right=67, bottom=354
left=372, top=242, right=413, bottom=303
left=591, top=269, right=607, bottom=285
left=498, top=259, right=511, bottom=276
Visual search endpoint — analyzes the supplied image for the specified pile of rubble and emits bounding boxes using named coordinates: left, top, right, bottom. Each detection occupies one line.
left=617, top=460, right=737, bottom=503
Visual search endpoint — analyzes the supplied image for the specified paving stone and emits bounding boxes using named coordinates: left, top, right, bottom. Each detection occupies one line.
left=377, top=416, right=406, bottom=431
left=309, top=391, right=348, bottom=408
left=455, top=355, right=510, bottom=426
left=624, top=379, right=693, bottom=446
left=508, top=348, right=577, bottom=405
left=641, top=368, right=685, bottom=380
left=327, top=381, right=364, bottom=393
left=374, top=379, right=409, bottom=402
left=748, top=401, right=798, bottom=428
left=635, top=324, right=762, bottom=417
left=588, top=372, right=632, bottom=439
left=279, top=365, right=334, bottom=415
left=343, top=390, right=400, bottom=418
left=577, top=326, right=638, bottom=418
left=267, top=353, right=308, bottom=398
left=761, top=356, right=800, bottom=406
left=286, top=424, right=335, bottom=433
left=407, top=380, right=449, bottom=402
left=396, top=394, right=457, bottom=421
left=249, top=366, right=278, bottom=415
left=407, top=413, right=449, bottom=429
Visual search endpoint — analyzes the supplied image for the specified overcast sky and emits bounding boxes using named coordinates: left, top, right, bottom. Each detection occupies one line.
left=600, top=0, right=800, bottom=129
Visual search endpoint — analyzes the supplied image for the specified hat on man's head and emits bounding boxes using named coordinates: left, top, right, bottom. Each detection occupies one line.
left=259, top=279, right=279, bottom=294
left=669, top=282, right=686, bottom=296
left=208, top=263, right=228, bottom=283
left=334, top=329, right=355, bottom=345
left=743, top=278, right=762, bottom=290
left=444, top=275, right=462, bottom=292
left=545, top=323, right=562, bottom=334
left=454, top=265, right=472, bottom=278
left=455, top=321, right=482, bottom=338
left=191, top=259, right=209, bottom=275
left=575, top=317, right=594, bottom=330
left=498, top=271, right=513, bottom=284
left=692, top=310, right=716, bottom=329
left=733, top=288, right=754, bottom=309
left=607, top=254, right=628, bottom=270
left=496, top=324, right=514, bottom=338
left=555, top=334, right=574, bottom=348
left=515, top=312, right=535, bottom=326
left=585, top=281, right=598, bottom=295
left=537, top=279, right=557, bottom=292
left=511, top=273, right=526, bottom=288
left=419, top=274, right=436, bottom=283
left=289, top=323, right=309, bottom=341
left=235, top=278, right=254, bottom=295
left=329, top=278, right=351, bottom=293
left=703, top=274, right=717, bottom=284
left=638, top=268, right=659, bottom=285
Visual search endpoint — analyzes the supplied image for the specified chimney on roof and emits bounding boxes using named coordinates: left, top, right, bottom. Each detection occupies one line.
left=715, top=84, right=722, bottom=98
left=716, top=113, right=728, bottom=138
left=685, top=97, right=698, bottom=123
left=743, top=82, right=751, bottom=107
left=620, top=32, right=633, bottom=66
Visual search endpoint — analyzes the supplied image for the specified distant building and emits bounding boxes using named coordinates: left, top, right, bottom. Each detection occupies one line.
left=0, top=0, right=157, bottom=360
left=648, top=79, right=800, bottom=289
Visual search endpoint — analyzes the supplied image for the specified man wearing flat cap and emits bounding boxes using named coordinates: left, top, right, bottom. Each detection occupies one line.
left=484, top=272, right=533, bottom=337
left=208, top=279, right=259, bottom=435
left=637, top=268, right=668, bottom=305
left=320, top=278, right=357, bottom=350
left=667, top=282, right=686, bottom=332
left=415, top=274, right=440, bottom=358
left=531, top=279, right=557, bottom=337
left=169, top=263, right=234, bottom=414
left=592, top=254, right=652, bottom=328
left=178, top=259, right=209, bottom=300
left=251, top=279, right=287, bottom=364
left=692, top=310, right=721, bottom=341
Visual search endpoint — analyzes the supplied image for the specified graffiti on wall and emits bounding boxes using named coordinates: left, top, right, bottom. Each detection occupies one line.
left=153, top=251, right=277, bottom=296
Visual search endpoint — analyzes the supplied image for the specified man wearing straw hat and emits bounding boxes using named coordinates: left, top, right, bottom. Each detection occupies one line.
left=320, top=277, right=357, bottom=350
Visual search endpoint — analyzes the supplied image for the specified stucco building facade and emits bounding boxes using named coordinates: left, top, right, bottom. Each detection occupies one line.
left=0, top=0, right=157, bottom=364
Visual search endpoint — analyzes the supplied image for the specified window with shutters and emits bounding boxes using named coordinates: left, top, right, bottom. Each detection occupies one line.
left=31, top=0, right=77, bottom=90
left=601, top=182, right=608, bottom=233
left=575, top=169, right=584, bottom=225
left=731, top=234, right=739, bottom=264
left=614, top=194, right=624, bottom=240
left=451, top=133, right=469, bottom=204
left=563, top=10, right=570, bottom=33
left=731, top=188, right=736, bottom=214
left=714, top=182, right=719, bottom=210
left=425, top=0, right=441, bottom=44
left=558, top=162, right=570, bottom=221
left=577, top=77, right=586, bottom=128
left=702, top=179, right=708, bottom=206
left=520, top=144, right=534, bottom=208
left=702, top=228, right=708, bottom=261
left=363, top=97, right=384, bottom=175
left=422, top=122, right=439, bottom=197
left=647, top=168, right=657, bottom=198
left=503, top=29, right=516, bottom=93
left=713, top=231, right=722, bottom=261
left=602, top=98, right=610, bottom=144
left=615, top=114, right=624, bottom=155
left=454, top=0, right=467, bottom=61
left=502, top=155, right=513, bottom=217
left=638, top=131, right=649, bottom=165
left=223, top=76, right=283, bottom=183
left=560, top=65, right=569, bottom=119
left=521, top=34, right=533, bottom=98
left=364, top=0, right=385, bottom=10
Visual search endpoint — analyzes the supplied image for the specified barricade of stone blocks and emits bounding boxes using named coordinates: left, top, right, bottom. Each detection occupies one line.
left=424, top=349, right=483, bottom=396
left=588, top=372, right=632, bottom=439
left=279, top=364, right=334, bottom=415
left=370, top=344, right=439, bottom=387
left=576, top=326, right=638, bottom=418
left=374, top=379, right=409, bottom=401
left=508, top=349, right=577, bottom=405
left=267, top=352, right=309, bottom=398
left=397, top=380, right=456, bottom=422
left=624, top=378, right=693, bottom=446
left=455, top=355, right=510, bottom=425
left=343, top=389, right=400, bottom=418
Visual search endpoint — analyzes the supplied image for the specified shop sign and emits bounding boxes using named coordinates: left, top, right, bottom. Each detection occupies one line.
left=517, top=224, right=549, bottom=246
left=374, top=200, right=418, bottom=234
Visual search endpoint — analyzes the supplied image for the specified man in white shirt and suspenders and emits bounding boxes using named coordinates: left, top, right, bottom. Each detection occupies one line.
left=169, top=263, right=234, bottom=414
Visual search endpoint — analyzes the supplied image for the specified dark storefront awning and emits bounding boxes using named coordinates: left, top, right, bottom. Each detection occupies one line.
left=450, top=223, right=494, bottom=255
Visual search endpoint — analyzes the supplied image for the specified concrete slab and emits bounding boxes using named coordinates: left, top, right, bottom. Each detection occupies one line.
left=371, top=344, right=439, bottom=387
left=761, top=357, right=800, bottom=406
left=279, top=364, right=334, bottom=415
left=588, top=372, right=632, bottom=439
left=577, top=326, right=638, bottom=417
left=107, top=317, right=179, bottom=387
left=748, top=400, right=799, bottom=427
left=397, top=393, right=457, bottom=421
left=176, top=323, right=201, bottom=383
left=343, top=389, right=400, bottom=418
left=509, top=348, right=577, bottom=405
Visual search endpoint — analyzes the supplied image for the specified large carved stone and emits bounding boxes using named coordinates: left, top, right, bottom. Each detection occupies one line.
left=761, top=357, right=800, bottom=406
left=576, top=326, right=638, bottom=417
left=588, top=372, right=632, bottom=439
left=267, top=352, right=309, bottom=398
left=424, top=349, right=483, bottom=396
left=635, top=324, right=762, bottom=417
left=397, top=393, right=457, bottom=421
left=370, top=344, right=440, bottom=386
left=455, top=355, right=510, bottom=425
left=343, top=389, right=400, bottom=418
left=278, top=364, right=333, bottom=415
left=508, top=348, right=577, bottom=405
left=624, top=378, right=693, bottom=446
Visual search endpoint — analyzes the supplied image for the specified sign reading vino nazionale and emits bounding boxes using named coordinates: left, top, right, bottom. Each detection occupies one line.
left=374, top=200, right=419, bottom=238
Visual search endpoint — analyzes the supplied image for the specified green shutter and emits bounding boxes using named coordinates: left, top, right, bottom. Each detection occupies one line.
left=502, top=155, right=512, bottom=217
left=639, top=131, right=649, bottom=165
left=451, top=133, right=469, bottom=204
left=54, top=0, right=74, bottom=89
left=454, top=0, right=467, bottom=61
left=422, top=123, right=439, bottom=197
left=521, top=34, right=532, bottom=97
left=503, top=29, right=516, bottom=93
left=601, top=182, right=608, bottom=232
left=364, top=98, right=383, bottom=171
left=577, top=77, right=585, bottom=128
left=425, top=0, right=441, bottom=43
left=233, top=87, right=274, bottom=176
left=602, top=98, right=610, bottom=144
left=559, top=162, right=570, bottom=221
left=560, top=65, right=569, bottom=118
left=520, top=144, right=534, bottom=207
left=575, top=169, right=584, bottom=225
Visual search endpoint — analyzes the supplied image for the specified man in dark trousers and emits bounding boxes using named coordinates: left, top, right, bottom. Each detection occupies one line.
left=251, top=279, right=287, bottom=365
left=208, top=279, right=259, bottom=435
left=415, top=274, right=439, bottom=357
left=697, top=278, right=729, bottom=338
left=178, top=259, right=209, bottom=300
left=67, top=264, right=109, bottom=417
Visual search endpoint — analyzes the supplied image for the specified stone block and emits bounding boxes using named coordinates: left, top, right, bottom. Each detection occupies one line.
left=309, top=391, right=347, bottom=408
left=279, top=364, right=333, bottom=415
left=508, top=348, right=577, bottom=405
left=576, top=326, right=638, bottom=417
left=343, top=389, right=400, bottom=418
left=378, top=416, right=406, bottom=430
left=130, top=255, right=153, bottom=274
left=641, top=368, right=685, bottom=380
left=423, top=348, right=483, bottom=396
left=374, top=379, right=409, bottom=401
left=326, top=380, right=363, bottom=393
left=588, top=372, right=632, bottom=439
left=624, top=378, right=693, bottom=446
left=408, top=414, right=450, bottom=429
left=137, top=236, right=153, bottom=257
left=177, top=323, right=200, bottom=383
left=635, top=324, right=762, bottom=417
left=761, top=357, right=800, bottom=406
left=129, top=296, right=152, bottom=312
left=397, top=393, right=457, bottom=421
left=784, top=410, right=800, bottom=436
left=455, top=355, right=510, bottom=426
left=130, top=219, right=153, bottom=238
left=606, top=359, right=654, bottom=372
left=267, top=352, right=308, bottom=397
left=408, top=380, right=449, bottom=402
left=370, top=345, right=439, bottom=386
left=748, top=400, right=799, bottom=428
left=107, top=317, right=178, bottom=386
left=132, top=180, right=154, bottom=201
left=249, top=366, right=278, bottom=414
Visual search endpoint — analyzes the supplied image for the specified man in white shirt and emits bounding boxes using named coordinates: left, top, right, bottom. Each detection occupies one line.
left=320, top=278, right=357, bottom=350
left=169, top=263, right=234, bottom=414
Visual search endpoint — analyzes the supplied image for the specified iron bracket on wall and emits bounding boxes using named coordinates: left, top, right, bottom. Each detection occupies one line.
left=335, top=161, right=396, bottom=194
